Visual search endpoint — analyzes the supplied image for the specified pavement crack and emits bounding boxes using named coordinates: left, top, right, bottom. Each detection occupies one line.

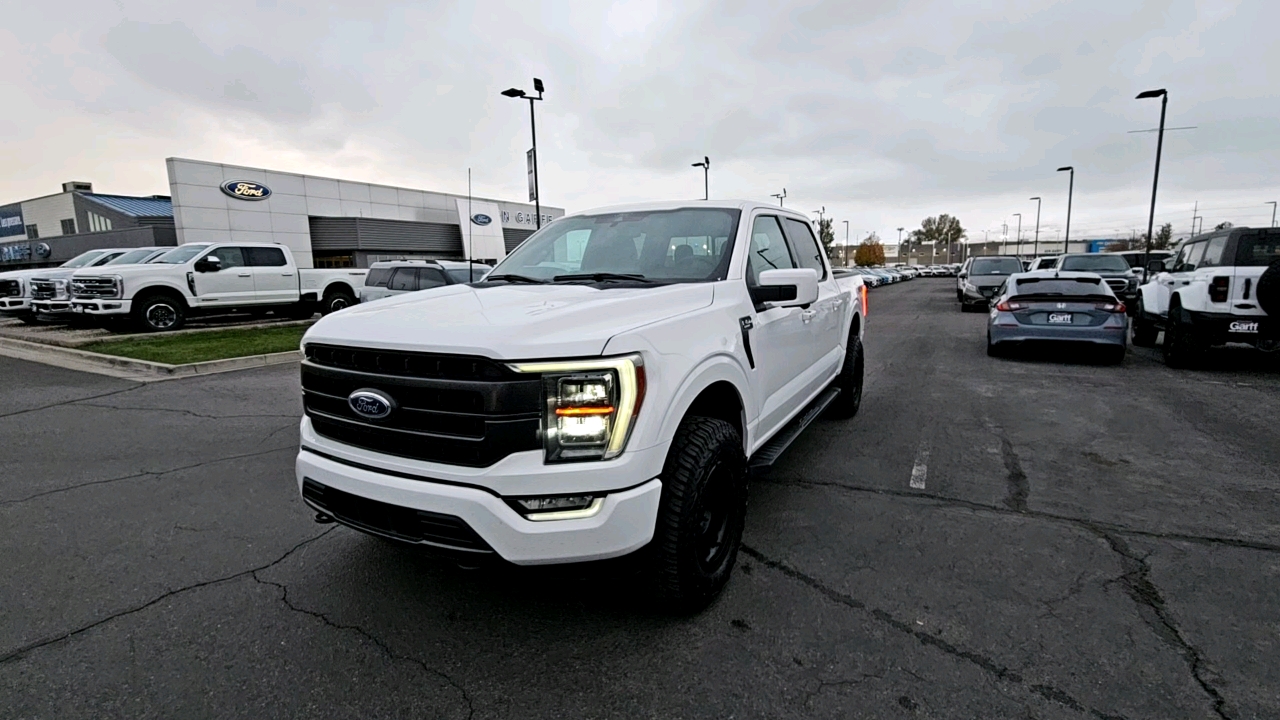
left=741, top=544, right=1129, bottom=719
left=986, top=420, right=1028, bottom=512
left=1085, top=528, right=1233, bottom=720
left=0, top=383, right=145, bottom=419
left=251, top=572, right=475, bottom=720
left=0, top=527, right=335, bottom=665
left=75, top=402, right=299, bottom=421
left=0, top=445, right=297, bottom=506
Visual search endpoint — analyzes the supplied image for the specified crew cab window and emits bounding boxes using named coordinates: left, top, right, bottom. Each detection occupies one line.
left=388, top=268, right=418, bottom=291
left=418, top=268, right=448, bottom=290
left=783, top=218, right=827, bottom=280
left=1234, top=233, right=1280, bottom=266
left=91, top=252, right=127, bottom=266
left=245, top=247, right=287, bottom=267
left=208, top=247, right=246, bottom=269
left=1173, top=242, right=1205, bottom=273
left=488, top=208, right=741, bottom=283
left=365, top=268, right=393, bottom=287
left=1198, top=236, right=1227, bottom=268
left=746, top=216, right=795, bottom=285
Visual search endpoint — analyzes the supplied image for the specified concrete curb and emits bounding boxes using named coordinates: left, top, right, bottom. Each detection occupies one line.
left=0, top=337, right=301, bottom=381
left=0, top=317, right=315, bottom=349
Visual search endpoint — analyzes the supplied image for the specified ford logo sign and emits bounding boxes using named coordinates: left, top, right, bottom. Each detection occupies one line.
left=471, top=213, right=492, bottom=226
left=348, top=389, right=395, bottom=419
left=220, top=180, right=272, bottom=201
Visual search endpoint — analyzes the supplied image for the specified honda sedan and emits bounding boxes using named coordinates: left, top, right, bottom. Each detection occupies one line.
left=987, top=271, right=1129, bottom=363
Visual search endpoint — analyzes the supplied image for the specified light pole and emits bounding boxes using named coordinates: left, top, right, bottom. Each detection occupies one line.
left=897, top=226, right=904, bottom=264
left=501, top=78, right=546, bottom=229
left=844, top=220, right=850, bottom=266
left=771, top=188, right=787, bottom=206
left=1030, top=197, right=1042, bottom=258
left=1136, top=89, right=1167, bottom=279
left=1057, top=166, right=1074, bottom=247
left=1267, top=201, right=1277, bottom=227
left=692, top=156, right=710, bottom=200
left=1012, top=213, right=1021, bottom=257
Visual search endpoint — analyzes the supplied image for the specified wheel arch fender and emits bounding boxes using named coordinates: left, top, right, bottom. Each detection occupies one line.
left=655, top=354, right=755, bottom=455
left=132, top=282, right=192, bottom=308
left=322, top=280, right=356, bottom=299
left=1138, top=282, right=1162, bottom=316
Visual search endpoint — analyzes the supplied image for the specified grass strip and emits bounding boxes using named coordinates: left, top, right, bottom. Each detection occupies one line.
left=82, top=324, right=308, bottom=365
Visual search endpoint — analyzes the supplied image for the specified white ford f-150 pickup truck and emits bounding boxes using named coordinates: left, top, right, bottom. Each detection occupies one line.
left=295, top=200, right=866, bottom=609
left=69, top=242, right=367, bottom=331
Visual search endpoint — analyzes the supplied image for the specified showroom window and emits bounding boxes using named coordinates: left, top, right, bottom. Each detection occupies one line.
left=61, top=218, right=76, bottom=235
left=25, top=225, right=38, bottom=239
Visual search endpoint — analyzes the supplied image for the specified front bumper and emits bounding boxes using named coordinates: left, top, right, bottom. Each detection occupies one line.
left=297, top=448, right=662, bottom=565
left=962, top=286, right=999, bottom=305
left=0, top=298, right=31, bottom=315
left=32, top=300, right=76, bottom=316
left=71, top=299, right=132, bottom=315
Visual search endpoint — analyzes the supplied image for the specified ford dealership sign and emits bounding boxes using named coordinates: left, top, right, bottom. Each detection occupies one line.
left=471, top=213, right=493, bottom=226
left=220, top=181, right=272, bottom=201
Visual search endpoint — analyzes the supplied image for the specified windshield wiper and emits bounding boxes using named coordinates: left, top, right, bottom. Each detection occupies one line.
left=552, top=272, right=661, bottom=284
left=485, top=274, right=548, bottom=284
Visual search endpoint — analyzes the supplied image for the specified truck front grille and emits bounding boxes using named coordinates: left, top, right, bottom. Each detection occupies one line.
left=302, top=478, right=493, bottom=552
left=1104, top=278, right=1128, bottom=293
left=71, top=277, right=119, bottom=298
left=0, top=279, right=20, bottom=297
left=30, top=280, right=57, bottom=300
left=301, top=345, right=542, bottom=468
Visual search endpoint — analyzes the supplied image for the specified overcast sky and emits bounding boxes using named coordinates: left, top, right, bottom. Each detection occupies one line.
left=4, top=0, right=1277, bottom=243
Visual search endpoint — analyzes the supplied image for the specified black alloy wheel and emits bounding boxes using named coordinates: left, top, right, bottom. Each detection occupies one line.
left=323, top=290, right=356, bottom=315
left=135, top=295, right=186, bottom=332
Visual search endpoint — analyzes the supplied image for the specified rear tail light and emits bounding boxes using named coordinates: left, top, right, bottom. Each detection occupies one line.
left=1209, top=276, right=1229, bottom=303
left=994, top=301, right=1024, bottom=311
left=1094, top=301, right=1126, bottom=313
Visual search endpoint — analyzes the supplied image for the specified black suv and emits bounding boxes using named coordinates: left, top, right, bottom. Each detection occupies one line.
left=1054, top=254, right=1139, bottom=312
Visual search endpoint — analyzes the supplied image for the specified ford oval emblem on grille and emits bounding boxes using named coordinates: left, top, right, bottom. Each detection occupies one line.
left=348, top=389, right=395, bottom=419
left=471, top=213, right=492, bottom=226
left=220, top=180, right=272, bottom=201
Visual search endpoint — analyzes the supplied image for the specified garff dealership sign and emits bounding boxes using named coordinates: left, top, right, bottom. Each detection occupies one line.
left=220, top=181, right=272, bottom=201
left=0, top=207, right=25, bottom=238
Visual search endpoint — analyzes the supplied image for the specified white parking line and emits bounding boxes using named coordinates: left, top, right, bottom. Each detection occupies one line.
left=909, top=441, right=930, bottom=490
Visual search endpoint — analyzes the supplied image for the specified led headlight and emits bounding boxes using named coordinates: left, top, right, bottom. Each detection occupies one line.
left=508, top=354, right=646, bottom=463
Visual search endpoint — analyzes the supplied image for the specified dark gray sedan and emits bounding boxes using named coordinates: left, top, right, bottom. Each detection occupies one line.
left=958, top=256, right=1023, bottom=311
left=986, top=271, right=1129, bottom=363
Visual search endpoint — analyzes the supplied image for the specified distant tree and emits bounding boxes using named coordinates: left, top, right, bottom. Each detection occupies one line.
left=854, top=235, right=885, bottom=266
left=817, top=217, right=836, bottom=257
left=909, top=214, right=966, bottom=255
left=1213, top=221, right=1233, bottom=231
left=1140, top=222, right=1174, bottom=250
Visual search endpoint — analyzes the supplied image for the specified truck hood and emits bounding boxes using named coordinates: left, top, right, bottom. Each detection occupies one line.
left=71, top=264, right=177, bottom=279
left=304, top=282, right=716, bottom=359
left=0, top=268, right=49, bottom=281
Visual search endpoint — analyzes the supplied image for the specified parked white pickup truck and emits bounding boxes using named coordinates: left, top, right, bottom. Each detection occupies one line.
left=0, top=248, right=133, bottom=324
left=294, top=200, right=866, bottom=609
left=70, top=242, right=367, bottom=331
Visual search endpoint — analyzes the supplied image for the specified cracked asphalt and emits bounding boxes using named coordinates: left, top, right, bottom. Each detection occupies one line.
left=2, top=280, right=1278, bottom=719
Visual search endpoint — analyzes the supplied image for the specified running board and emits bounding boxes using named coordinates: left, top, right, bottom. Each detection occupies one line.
left=748, top=386, right=840, bottom=471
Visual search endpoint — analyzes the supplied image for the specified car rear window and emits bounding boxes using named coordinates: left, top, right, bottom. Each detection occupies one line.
left=1059, top=255, right=1130, bottom=272
left=1013, top=277, right=1111, bottom=297
left=1234, top=233, right=1280, bottom=267
left=970, top=258, right=1023, bottom=275
left=365, top=268, right=393, bottom=287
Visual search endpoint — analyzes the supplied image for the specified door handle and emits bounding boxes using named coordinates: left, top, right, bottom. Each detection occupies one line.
left=281, top=273, right=294, bottom=276
left=238, top=273, right=252, bottom=277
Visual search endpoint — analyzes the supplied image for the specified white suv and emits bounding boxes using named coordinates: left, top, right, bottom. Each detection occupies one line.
left=295, top=200, right=866, bottom=609
left=1134, top=227, right=1279, bottom=367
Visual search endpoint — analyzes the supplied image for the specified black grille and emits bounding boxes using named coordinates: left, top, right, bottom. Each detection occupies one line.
left=302, top=478, right=493, bottom=552
left=1104, top=278, right=1128, bottom=293
left=0, top=279, right=19, bottom=297
left=302, top=347, right=542, bottom=467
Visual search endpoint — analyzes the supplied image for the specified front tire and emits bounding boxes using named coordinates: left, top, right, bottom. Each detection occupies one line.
left=650, top=417, right=748, bottom=612
left=827, top=334, right=864, bottom=419
left=1131, top=299, right=1158, bottom=348
left=133, top=294, right=186, bottom=332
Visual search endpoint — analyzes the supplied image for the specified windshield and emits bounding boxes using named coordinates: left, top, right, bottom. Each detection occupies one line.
left=488, top=208, right=741, bottom=283
left=1060, top=255, right=1130, bottom=272
left=59, top=251, right=108, bottom=269
left=152, top=244, right=211, bottom=264
left=105, top=249, right=158, bottom=265
left=970, top=258, right=1023, bottom=275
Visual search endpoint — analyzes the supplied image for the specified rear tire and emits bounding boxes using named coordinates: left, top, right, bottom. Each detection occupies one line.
left=986, top=331, right=1005, bottom=357
left=1105, top=345, right=1126, bottom=365
left=1162, top=305, right=1204, bottom=369
left=287, top=302, right=317, bottom=320
left=827, top=334, right=864, bottom=419
left=132, top=294, right=186, bottom=333
left=16, top=314, right=40, bottom=326
left=321, top=289, right=355, bottom=315
left=649, top=416, right=747, bottom=613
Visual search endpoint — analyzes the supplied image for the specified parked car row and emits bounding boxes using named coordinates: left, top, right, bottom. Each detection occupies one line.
left=830, top=263, right=958, bottom=288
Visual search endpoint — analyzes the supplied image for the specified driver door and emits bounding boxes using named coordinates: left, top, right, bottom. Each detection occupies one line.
left=193, top=246, right=256, bottom=307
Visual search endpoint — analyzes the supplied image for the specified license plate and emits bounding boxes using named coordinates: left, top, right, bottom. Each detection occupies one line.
left=1229, top=320, right=1259, bottom=333
left=1048, top=313, right=1073, bottom=324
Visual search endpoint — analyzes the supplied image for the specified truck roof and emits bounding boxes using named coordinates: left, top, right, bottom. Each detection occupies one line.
left=563, top=199, right=812, bottom=220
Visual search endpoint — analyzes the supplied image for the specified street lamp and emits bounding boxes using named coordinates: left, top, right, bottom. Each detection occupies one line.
left=1136, top=88, right=1168, bottom=279
left=501, top=77, right=546, bottom=229
left=691, top=156, right=710, bottom=200
left=1030, top=197, right=1042, bottom=258
left=1267, top=201, right=1277, bottom=228
left=1012, top=213, right=1022, bottom=257
left=844, top=220, right=850, bottom=266
left=771, top=188, right=787, bottom=206
left=1057, top=166, right=1074, bottom=247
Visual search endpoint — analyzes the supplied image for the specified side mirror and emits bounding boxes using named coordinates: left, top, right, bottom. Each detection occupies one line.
left=753, top=268, right=819, bottom=308
left=1146, top=259, right=1165, bottom=273
left=195, top=256, right=222, bottom=272
left=958, top=272, right=968, bottom=279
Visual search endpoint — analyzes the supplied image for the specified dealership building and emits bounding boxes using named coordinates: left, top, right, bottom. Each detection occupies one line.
left=0, top=157, right=562, bottom=271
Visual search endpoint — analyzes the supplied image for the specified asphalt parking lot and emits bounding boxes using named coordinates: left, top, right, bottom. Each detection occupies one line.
left=2, top=280, right=1277, bottom=719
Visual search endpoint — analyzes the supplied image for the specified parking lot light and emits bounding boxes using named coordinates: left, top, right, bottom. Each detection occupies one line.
left=1057, top=167, right=1074, bottom=246
left=502, top=79, right=546, bottom=229
left=1136, top=89, right=1168, bottom=280
left=1030, top=197, right=1041, bottom=258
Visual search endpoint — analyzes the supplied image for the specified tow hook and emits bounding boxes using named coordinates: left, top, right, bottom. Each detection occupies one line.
left=314, top=512, right=335, bottom=524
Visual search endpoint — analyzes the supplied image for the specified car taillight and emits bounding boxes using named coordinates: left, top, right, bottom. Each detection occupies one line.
left=1095, top=301, right=1126, bottom=313
left=1209, top=276, right=1229, bottom=303
left=994, top=301, right=1024, bottom=311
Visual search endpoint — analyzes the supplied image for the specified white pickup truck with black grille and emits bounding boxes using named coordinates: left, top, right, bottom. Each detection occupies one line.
left=1134, top=226, right=1280, bottom=367
left=295, top=200, right=867, bottom=609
